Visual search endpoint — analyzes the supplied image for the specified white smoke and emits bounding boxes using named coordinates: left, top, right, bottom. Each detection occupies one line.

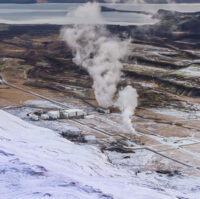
left=65, top=2, right=104, bottom=24
left=115, top=86, right=138, bottom=132
left=61, top=2, right=138, bottom=133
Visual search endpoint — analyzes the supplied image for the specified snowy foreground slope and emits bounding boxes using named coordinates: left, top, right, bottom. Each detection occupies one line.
left=0, top=110, right=199, bottom=199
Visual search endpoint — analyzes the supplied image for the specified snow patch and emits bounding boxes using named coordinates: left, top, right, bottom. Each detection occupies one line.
left=0, top=110, right=200, bottom=199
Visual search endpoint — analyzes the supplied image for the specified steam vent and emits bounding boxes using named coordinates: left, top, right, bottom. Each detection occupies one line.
left=1, top=2, right=200, bottom=199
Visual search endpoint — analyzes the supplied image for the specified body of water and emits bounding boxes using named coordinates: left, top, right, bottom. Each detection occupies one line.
left=0, top=3, right=200, bottom=25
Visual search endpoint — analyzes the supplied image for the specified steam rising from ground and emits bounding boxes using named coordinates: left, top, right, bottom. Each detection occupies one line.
left=61, top=24, right=129, bottom=108
left=61, top=2, right=138, bottom=132
left=115, top=86, right=138, bottom=132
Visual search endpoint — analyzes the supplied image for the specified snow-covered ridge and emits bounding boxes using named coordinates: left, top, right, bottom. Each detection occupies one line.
left=0, top=110, right=199, bottom=199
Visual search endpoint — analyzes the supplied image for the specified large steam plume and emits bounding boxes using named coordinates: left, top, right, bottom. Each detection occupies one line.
left=61, top=2, right=138, bottom=133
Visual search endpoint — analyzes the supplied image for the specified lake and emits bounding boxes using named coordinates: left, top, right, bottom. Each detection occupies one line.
left=0, top=3, right=200, bottom=25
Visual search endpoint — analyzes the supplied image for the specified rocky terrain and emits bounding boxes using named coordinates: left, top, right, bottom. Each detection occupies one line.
left=1, top=10, right=200, bottom=106
left=1, top=9, right=200, bottom=199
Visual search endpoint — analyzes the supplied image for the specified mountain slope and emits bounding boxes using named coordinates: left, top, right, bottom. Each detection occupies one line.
left=0, top=110, right=177, bottom=199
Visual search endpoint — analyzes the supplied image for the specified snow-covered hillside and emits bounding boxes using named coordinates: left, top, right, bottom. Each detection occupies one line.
left=0, top=110, right=199, bottom=199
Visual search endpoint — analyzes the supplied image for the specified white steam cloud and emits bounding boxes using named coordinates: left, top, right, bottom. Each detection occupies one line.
left=61, top=24, right=130, bottom=108
left=115, top=86, right=138, bottom=132
left=65, top=2, right=104, bottom=24
left=61, top=2, right=138, bottom=133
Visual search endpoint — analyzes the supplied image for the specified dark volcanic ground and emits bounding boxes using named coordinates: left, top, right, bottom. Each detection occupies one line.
left=1, top=10, right=200, bottom=112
